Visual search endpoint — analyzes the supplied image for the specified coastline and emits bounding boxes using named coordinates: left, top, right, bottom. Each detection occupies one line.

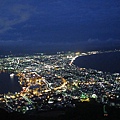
left=0, top=72, right=22, bottom=94
left=73, top=51, right=120, bottom=73
left=69, top=55, right=79, bottom=65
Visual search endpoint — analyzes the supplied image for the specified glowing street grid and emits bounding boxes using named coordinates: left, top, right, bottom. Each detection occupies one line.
left=0, top=50, right=120, bottom=114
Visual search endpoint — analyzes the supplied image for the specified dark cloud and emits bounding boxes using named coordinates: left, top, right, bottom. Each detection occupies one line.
left=0, top=3, right=36, bottom=33
left=0, top=0, right=120, bottom=51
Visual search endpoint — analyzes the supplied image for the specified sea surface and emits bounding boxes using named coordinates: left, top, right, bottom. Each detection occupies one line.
left=74, top=51, right=120, bottom=73
left=0, top=72, right=22, bottom=94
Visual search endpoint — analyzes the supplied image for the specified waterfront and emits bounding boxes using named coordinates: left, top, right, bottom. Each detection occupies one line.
left=0, top=50, right=120, bottom=115
left=0, top=51, right=120, bottom=94
left=0, top=72, right=22, bottom=94
left=74, top=52, right=120, bottom=73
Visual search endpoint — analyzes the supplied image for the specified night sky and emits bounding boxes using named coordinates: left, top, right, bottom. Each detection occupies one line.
left=0, top=0, right=120, bottom=53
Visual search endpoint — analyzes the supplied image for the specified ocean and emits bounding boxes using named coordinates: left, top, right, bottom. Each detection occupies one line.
left=74, top=51, right=120, bottom=73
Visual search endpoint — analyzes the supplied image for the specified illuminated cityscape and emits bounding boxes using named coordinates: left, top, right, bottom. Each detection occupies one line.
left=0, top=1, right=120, bottom=119
left=0, top=50, right=120, bottom=117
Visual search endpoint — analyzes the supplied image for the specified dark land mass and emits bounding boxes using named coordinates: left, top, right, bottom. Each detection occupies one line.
left=0, top=100, right=120, bottom=120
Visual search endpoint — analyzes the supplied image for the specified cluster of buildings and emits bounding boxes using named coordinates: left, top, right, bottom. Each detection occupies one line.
left=0, top=50, right=120, bottom=114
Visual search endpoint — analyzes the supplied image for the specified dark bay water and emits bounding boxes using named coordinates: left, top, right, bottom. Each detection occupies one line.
left=74, top=52, right=120, bottom=73
left=0, top=72, right=22, bottom=94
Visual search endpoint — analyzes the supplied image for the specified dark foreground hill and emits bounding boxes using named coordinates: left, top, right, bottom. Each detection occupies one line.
left=0, top=100, right=120, bottom=120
